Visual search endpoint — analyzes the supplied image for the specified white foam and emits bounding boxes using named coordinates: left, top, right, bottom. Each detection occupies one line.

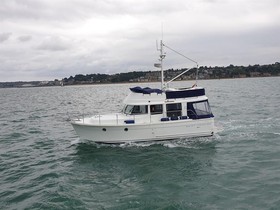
left=70, top=138, right=81, bottom=145
left=81, top=136, right=217, bottom=149
left=119, top=141, right=156, bottom=148
left=162, top=142, right=178, bottom=148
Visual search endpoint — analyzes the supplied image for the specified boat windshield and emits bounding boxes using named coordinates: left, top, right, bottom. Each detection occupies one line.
left=187, top=100, right=214, bottom=119
left=123, top=105, right=148, bottom=115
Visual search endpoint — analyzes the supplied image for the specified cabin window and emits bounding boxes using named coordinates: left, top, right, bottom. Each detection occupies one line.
left=150, top=104, right=163, bottom=115
left=187, top=100, right=213, bottom=119
left=123, top=105, right=148, bottom=115
left=166, top=103, right=182, bottom=117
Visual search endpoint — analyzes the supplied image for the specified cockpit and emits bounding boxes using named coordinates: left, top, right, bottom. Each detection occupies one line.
left=122, top=100, right=213, bottom=119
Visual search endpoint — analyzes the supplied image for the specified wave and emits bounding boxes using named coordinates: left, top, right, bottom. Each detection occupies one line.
left=70, top=138, right=82, bottom=145
left=71, top=136, right=218, bottom=149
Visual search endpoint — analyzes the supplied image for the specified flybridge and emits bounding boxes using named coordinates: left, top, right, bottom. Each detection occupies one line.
left=130, top=86, right=205, bottom=99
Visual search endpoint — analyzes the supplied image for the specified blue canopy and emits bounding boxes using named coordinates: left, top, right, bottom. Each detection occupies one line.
left=166, top=88, right=205, bottom=99
left=130, top=86, right=162, bottom=94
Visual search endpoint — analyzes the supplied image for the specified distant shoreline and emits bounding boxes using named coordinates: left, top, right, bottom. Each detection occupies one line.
left=1, top=62, right=279, bottom=88
left=0, top=75, right=279, bottom=89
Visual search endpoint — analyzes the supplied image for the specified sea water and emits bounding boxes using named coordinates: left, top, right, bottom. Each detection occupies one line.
left=0, top=77, right=280, bottom=209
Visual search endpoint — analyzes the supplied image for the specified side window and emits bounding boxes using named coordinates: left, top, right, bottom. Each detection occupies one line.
left=166, top=103, right=182, bottom=117
left=131, top=105, right=148, bottom=115
left=123, top=105, right=148, bottom=115
left=150, top=104, right=163, bottom=115
left=193, top=101, right=211, bottom=115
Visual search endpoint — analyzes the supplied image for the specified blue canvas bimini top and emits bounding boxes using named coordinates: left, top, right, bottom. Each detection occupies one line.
left=130, top=87, right=163, bottom=94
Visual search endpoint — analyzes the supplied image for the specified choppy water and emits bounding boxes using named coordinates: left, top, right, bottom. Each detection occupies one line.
left=1, top=77, right=280, bottom=209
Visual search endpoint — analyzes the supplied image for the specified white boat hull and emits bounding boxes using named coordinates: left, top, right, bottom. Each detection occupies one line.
left=70, top=40, right=216, bottom=144
left=71, top=118, right=214, bottom=143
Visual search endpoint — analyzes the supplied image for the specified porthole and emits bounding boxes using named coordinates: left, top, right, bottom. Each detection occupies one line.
left=102, top=128, right=106, bottom=132
left=124, top=128, right=128, bottom=132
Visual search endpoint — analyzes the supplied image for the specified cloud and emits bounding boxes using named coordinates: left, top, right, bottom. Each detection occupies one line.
left=36, top=36, right=70, bottom=51
left=18, top=35, right=32, bottom=42
left=0, top=32, right=12, bottom=43
left=0, top=0, right=280, bottom=82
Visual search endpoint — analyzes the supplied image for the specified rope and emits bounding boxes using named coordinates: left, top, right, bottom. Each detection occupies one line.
left=163, top=43, right=198, bottom=66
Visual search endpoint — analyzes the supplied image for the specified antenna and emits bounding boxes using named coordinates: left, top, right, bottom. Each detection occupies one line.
left=161, top=22, right=164, bottom=41
left=154, top=25, right=199, bottom=89
left=154, top=39, right=166, bottom=90
left=156, top=40, right=159, bottom=51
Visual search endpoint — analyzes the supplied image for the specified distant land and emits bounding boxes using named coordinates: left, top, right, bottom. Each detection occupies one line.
left=1, top=62, right=279, bottom=88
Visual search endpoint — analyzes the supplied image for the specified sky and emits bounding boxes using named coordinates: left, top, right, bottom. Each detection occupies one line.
left=0, top=0, right=279, bottom=82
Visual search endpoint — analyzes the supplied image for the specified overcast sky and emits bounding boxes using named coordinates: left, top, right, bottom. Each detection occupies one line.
left=0, top=0, right=279, bottom=82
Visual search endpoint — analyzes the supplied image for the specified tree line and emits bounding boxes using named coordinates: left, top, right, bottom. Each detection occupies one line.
left=62, top=62, right=280, bottom=85
left=1, top=62, right=279, bottom=88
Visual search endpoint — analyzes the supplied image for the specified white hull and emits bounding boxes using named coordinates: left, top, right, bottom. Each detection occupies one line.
left=72, top=118, right=214, bottom=143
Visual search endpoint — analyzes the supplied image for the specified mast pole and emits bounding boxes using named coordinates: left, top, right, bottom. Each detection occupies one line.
left=160, top=40, right=164, bottom=90
left=195, top=64, right=199, bottom=86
